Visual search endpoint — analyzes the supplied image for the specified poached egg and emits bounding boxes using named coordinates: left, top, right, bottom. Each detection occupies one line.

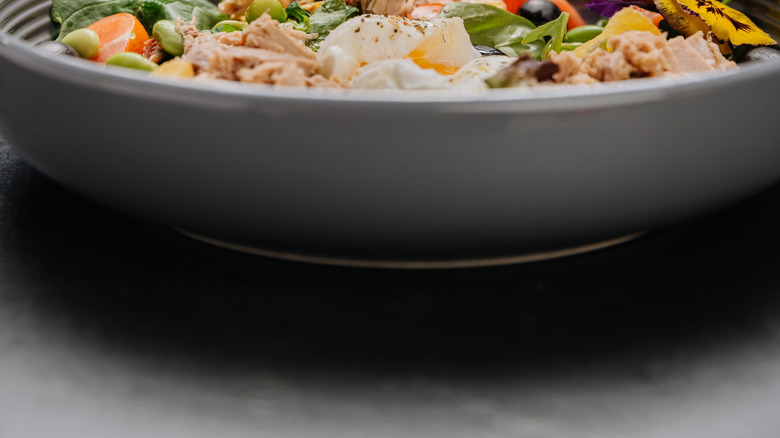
left=317, top=15, right=481, bottom=81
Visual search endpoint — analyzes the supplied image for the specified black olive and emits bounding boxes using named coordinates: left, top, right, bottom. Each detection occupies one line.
left=474, top=45, right=505, bottom=56
left=35, top=40, right=80, bottom=57
left=736, top=46, right=780, bottom=63
left=519, top=0, right=562, bottom=27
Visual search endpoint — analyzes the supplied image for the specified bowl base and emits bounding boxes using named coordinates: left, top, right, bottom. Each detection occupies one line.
left=177, top=230, right=646, bottom=269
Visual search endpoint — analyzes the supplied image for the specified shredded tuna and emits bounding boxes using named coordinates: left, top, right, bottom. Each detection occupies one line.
left=609, top=30, right=675, bottom=77
left=143, top=38, right=167, bottom=64
left=667, top=32, right=736, bottom=72
left=551, top=51, right=598, bottom=84
left=218, top=0, right=252, bottom=19
left=548, top=30, right=735, bottom=84
left=360, top=0, right=417, bottom=16
left=200, top=45, right=316, bottom=80
left=242, top=17, right=316, bottom=59
left=177, top=16, right=346, bottom=88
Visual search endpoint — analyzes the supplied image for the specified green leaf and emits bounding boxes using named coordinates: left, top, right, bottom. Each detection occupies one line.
left=522, top=12, right=568, bottom=57
left=51, top=0, right=109, bottom=25
left=213, top=22, right=238, bottom=31
left=437, top=3, right=545, bottom=59
left=134, top=0, right=168, bottom=31
left=51, top=0, right=224, bottom=39
left=137, top=0, right=221, bottom=32
left=305, top=0, right=359, bottom=51
left=189, top=5, right=224, bottom=29
left=285, top=1, right=310, bottom=24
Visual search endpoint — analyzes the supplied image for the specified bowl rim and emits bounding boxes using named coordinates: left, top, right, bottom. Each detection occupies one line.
left=2, top=27, right=780, bottom=110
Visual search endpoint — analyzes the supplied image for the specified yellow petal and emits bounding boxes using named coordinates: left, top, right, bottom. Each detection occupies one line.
left=653, top=0, right=710, bottom=37
left=676, top=0, right=776, bottom=46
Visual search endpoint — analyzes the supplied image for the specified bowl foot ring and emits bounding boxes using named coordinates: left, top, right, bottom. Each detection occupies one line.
left=177, top=229, right=646, bottom=269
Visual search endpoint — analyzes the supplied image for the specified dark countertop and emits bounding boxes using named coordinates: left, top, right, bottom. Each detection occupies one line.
left=2, top=137, right=780, bottom=438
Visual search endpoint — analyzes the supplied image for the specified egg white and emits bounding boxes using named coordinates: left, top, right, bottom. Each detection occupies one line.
left=317, top=15, right=481, bottom=81
left=448, top=56, right=516, bottom=89
left=352, top=59, right=453, bottom=89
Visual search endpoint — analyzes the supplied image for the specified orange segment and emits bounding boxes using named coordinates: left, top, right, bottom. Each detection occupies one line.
left=627, top=5, right=663, bottom=27
left=86, top=13, right=150, bottom=63
left=573, top=6, right=659, bottom=57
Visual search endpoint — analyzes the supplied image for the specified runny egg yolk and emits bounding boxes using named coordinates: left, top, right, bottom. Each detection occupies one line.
left=405, top=27, right=475, bottom=75
left=407, top=49, right=459, bottom=75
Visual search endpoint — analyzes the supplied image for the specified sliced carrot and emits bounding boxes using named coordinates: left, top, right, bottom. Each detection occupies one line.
left=86, top=13, right=149, bottom=63
left=504, top=0, right=521, bottom=13
left=627, top=5, right=663, bottom=27
left=409, top=3, right=444, bottom=19
left=506, top=0, right=587, bottom=30
left=504, top=0, right=525, bottom=14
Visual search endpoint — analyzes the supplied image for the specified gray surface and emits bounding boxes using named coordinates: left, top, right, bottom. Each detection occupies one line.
left=3, top=138, right=780, bottom=437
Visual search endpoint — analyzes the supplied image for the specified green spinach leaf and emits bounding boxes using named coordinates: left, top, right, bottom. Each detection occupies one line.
left=285, top=1, right=310, bottom=24
left=305, top=0, right=358, bottom=51
left=522, top=11, right=568, bottom=58
left=437, top=3, right=545, bottom=59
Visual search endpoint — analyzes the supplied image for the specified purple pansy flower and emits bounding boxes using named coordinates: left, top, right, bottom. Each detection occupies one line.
left=585, top=0, right=657, bottom=17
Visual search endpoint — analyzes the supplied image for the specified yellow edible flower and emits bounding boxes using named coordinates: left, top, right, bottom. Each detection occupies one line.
left=654, top=0, right=775, bottom=51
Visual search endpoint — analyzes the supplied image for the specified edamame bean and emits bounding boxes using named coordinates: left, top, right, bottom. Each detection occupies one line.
left=61, top=29, right=101, bottom=59
left=153, top=20, right=184, bottom=56
left=565, top=25, right=604, bottom=43
left=211, top=20, right=248, bottom=33
left=560, top=42, right=582, bottom=51
left=245, top=0, right=287, bottom=23
left=542, top=40, right=582, bottom=58
left=105, top=52, right=158, bottom=72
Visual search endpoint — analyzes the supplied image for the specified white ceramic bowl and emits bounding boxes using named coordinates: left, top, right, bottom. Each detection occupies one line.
left=1, top=0, right=780, bottom=266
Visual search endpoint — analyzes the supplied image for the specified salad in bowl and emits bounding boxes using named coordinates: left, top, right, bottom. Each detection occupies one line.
left=1, top=0, right=779, bottom=266
left=39, top=0, right=779, bottom=90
